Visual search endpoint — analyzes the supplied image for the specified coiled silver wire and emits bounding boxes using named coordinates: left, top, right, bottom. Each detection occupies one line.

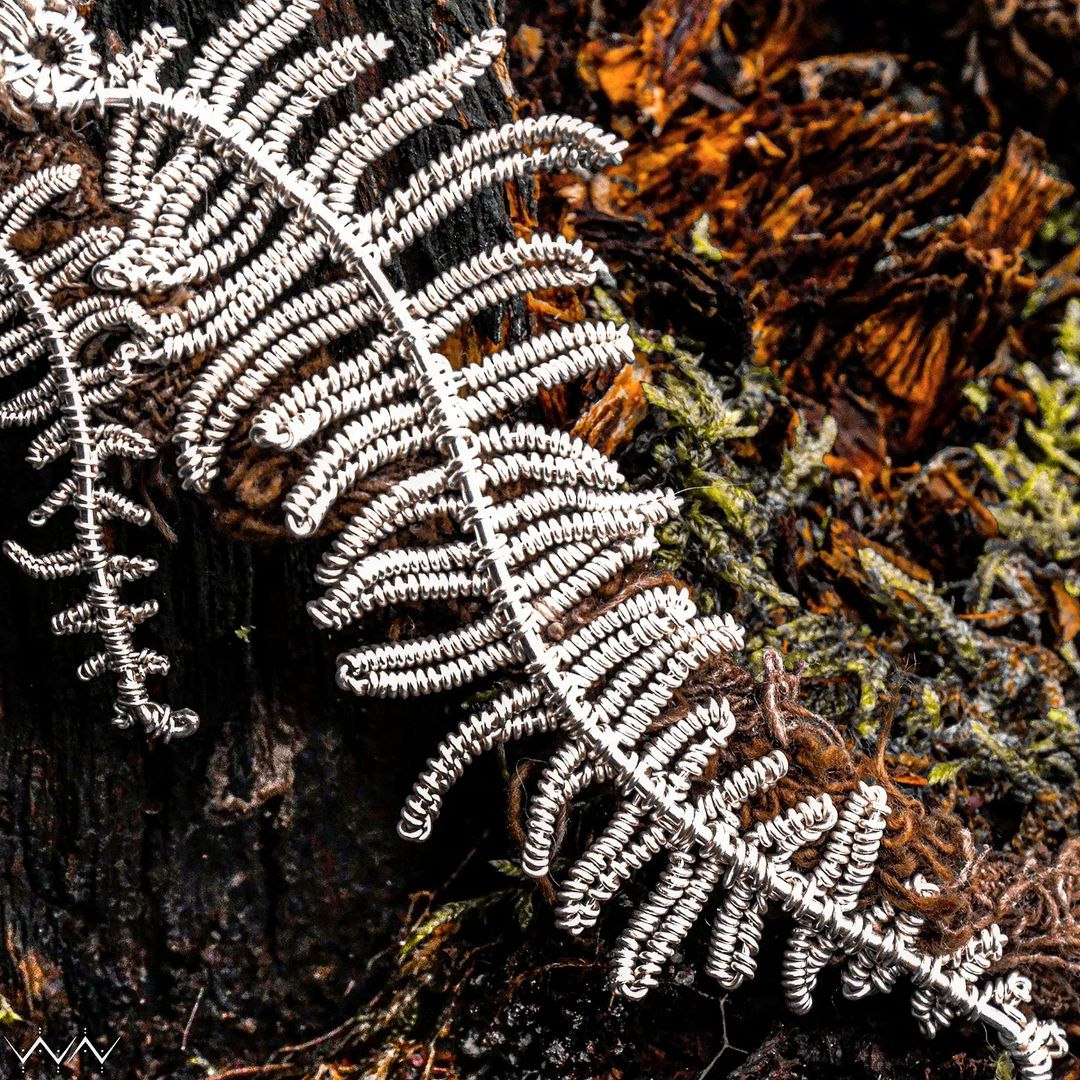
left=0, top=164, right=196, bottom=739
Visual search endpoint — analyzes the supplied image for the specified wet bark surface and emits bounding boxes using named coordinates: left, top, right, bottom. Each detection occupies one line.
left=0, top=487, right=491, bottom=1074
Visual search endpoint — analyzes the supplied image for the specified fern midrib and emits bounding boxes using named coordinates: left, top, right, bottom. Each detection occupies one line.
left=83, top=81, right=1031, bottom=1049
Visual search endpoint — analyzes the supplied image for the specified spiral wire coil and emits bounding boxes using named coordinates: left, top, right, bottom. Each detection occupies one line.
left=0, top=160, right=196, bottom=738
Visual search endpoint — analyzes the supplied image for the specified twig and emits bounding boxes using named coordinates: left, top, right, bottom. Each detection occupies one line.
left=181, top=986, right=204, bottom=1051
left=698, top=995, right=745, bottom=1078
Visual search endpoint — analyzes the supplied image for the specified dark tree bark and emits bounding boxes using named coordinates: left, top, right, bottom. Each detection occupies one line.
left=0, top=0, right=516, bottom=1075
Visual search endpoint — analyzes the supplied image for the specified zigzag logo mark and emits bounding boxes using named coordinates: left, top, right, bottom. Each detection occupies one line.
left=4, top=1032, right=121, bottom=1069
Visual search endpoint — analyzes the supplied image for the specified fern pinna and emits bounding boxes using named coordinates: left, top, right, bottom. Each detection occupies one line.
left=0, top=161, right=196, bottom=739
left=0, top=0, right=1069, bottom=1074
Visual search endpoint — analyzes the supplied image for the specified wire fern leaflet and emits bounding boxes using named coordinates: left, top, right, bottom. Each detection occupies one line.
left=0, top=163, right=195, bottom=738
left=0, top=0, right=1068, bottom=1074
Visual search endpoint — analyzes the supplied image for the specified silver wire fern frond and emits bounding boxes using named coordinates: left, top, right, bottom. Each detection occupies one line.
left=0, top=1, right=1069, bottom=1075
left=0, top=163, right=196, bottom=739
left=89, top=0, right=652, bottom=708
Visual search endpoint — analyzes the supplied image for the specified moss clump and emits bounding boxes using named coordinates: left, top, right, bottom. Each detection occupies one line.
left=625, top=296, right=1080, bottom=849
left=977, top=300, right=1080, bottom=563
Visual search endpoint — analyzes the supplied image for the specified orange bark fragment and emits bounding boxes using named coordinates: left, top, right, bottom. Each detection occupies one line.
left=572, top=361, right=651, bottom=456
left=579, top=0, right=729, bottom=130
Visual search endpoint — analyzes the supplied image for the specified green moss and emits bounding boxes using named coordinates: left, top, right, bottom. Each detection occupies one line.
left=689, top=214, right=726, bottom=263
left=962, top=380, right=992, bottom=414
left=857, top=548, right=982, bottom=672
left=977, top=301, right=1080, bottom=561
left=759, top=614, right=890, bottom=716
left=627, top=310, right=804, bottom=612
left=927, top=760, right=964, bottom=786
left=615, top=288, right=1079, bottom=834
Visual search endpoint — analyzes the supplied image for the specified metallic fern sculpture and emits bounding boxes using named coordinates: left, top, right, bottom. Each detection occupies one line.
left=0, top=0, right=1068, bottom=1074
left=0, top=162, right=196, bottom=739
